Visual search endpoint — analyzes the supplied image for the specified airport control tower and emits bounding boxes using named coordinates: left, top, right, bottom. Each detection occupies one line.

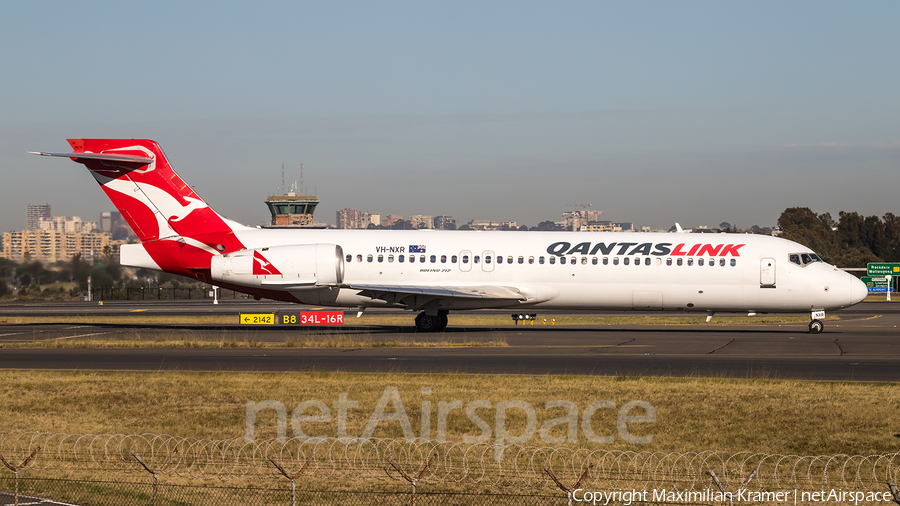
left=263, top=164, right=326, bottom=228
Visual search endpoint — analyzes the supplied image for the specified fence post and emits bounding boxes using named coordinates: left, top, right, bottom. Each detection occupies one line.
left=888, top=482, right=900, bottom=505
left=268, top=456, right=312, bottom=506
left=544, top=464, right=592, bottom=506
left=132, top=450, right=177, bottom=506
left=0, top=447, right=40, bottom=506
left=388, top=453, right=436, bottom=506
left=708, top=469, right=755, bottom=506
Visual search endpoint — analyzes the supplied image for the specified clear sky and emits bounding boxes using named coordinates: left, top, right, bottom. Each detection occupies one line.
left=1, top=1, right=897, bottom=232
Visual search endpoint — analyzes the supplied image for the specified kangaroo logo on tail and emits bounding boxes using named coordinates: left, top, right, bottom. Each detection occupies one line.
left=30, top=139, right=248, bottom=278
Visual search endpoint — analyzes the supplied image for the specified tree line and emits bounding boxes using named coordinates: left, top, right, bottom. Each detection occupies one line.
left=777, top=208, right=900, bottom=267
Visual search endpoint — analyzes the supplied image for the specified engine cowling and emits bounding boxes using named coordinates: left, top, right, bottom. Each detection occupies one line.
left=210, top=244, right=344, bottom=288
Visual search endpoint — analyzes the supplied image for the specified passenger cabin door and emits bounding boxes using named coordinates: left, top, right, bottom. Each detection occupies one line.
left=760, top=258, right=776, bottom=288
left=482, top=250, right=494, bottom=272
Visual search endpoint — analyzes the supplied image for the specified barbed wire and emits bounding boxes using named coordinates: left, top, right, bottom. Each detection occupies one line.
left=0, top=432, right=897, bottom=492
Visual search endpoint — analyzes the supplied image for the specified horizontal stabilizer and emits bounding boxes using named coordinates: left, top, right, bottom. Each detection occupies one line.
left=28, top=151, right=153, bottom=164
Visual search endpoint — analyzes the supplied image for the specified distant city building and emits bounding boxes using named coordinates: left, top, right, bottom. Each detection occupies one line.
left=1, top=230, right=110, bottom=264
left=38, top=216, right=97, bottom=234
left=433, top=215, right=456, bottom=230
left=409, top=215, right=434, bottom=229
left=100, top=211, right=112, bottom=233
left=336, top=208, right=362, bottom=229
left=563, top=210, right=602, bottom=231
left=381, top=215, right=404, bottom=228
left=466, top=220, right=516, bottom=231
left=336, top=208, right=379, bottom=229
left=26, top=204, right=51, bottom=231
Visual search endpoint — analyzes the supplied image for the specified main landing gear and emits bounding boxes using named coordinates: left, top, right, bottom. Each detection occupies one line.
left=415, top=310, right=448, bottom=332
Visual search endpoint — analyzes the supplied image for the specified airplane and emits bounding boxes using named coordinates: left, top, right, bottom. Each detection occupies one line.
left=30, top=139, right=869, bottom=334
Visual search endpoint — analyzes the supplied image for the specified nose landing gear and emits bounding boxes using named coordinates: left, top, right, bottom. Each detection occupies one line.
left=808, top=320, right=824, bottom=334
left=807, top=310, right=826, bottom=334
left=415, top=310, right=448, bottom=332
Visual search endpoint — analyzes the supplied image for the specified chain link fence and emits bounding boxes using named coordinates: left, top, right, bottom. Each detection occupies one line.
left=0, top=432, right=898, bottom=505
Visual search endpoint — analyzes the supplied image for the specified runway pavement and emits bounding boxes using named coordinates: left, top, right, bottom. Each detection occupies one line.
left=0, top=301, right=898, bottom=381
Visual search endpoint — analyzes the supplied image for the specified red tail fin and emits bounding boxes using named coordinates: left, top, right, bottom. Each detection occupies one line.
left=51, top=139, right=247, bottom=276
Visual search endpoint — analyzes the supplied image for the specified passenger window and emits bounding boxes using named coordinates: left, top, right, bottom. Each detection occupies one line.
left=730, top=259, right=736, bottom=267
left=677, top=258, right=682, bottom=266
left=410, top=255, right=415, bottom=263
left=398, top=255, right=404, bottom=263
left=462, top=255, right=469, bottom=264
left=420, top=255, right=426, bottom=263
left=719, top=258, right=725, bottom=266
left=529, top=256, right=534, bottom=264
left=378, top=255, right=384, bottom=263
left=568, top=257, right=574, bottom=265
left=388, top=255, right=394, bottom=263
left=613, top=257, right=619, bottom=265
left=710, top=258, right=714, bottom=267
left=518, top=256, right=524, bottom=264
left=507, top=256, right=513, bottom=264
left=549, top=256, right=556, bottom=265
left=356, top=254, right=362, bottom=262
left=474, top=256, right=480, bottom=264
left=603, top=257, right=608, bottom=265
left=687, top=258, right=693, bottom=266
left=789, top=254, right=801, bottom=265
left=485, top=256, right=492, bottom=264
left=592, top=257, right=598, bottom=265
left=431, top=255, right=436, bottom=263
left=666, top=258, right=672, bottom=266
left=451, top=255, right=458, bottom=263
left=346, top=254, right=352, bottom=262
left=624, top=258, right=630, bottom=265
left=367, top=254, right=373, bottom=263
left=581, top=257, right=587, bottom=265
left=539, top=256, right=545, bottom=264
left=645, top=258, right=651, bottom=266
left=441, top=255, right=447, bottom=263
left=698, top=258, right=704, bottom=266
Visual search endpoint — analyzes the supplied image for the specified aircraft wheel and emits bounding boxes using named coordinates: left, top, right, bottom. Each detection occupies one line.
left=808, top=319, right=824, bottom=334
left=415, top=312, right=441, bottom=332
left=436, top=312, right=449, bottom=332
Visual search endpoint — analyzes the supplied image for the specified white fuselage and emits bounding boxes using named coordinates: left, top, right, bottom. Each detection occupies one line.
left=216, top=228, right=867, bottom=313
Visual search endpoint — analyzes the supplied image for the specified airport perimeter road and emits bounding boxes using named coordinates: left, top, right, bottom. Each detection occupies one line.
left=0, top=302, right=898, bottom=381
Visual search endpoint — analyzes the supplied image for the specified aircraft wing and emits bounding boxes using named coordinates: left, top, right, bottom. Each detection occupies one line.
left=345, top=283, right=528, bottom=301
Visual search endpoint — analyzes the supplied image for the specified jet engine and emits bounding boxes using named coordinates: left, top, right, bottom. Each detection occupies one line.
left=210, top=244, right=344, bottom=288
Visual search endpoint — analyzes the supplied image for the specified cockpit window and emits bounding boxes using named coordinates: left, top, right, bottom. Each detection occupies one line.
left=790, top=252, right=823, bottom=266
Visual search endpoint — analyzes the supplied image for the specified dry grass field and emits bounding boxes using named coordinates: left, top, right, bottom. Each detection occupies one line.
left=1, top=370, right=897, bottom=457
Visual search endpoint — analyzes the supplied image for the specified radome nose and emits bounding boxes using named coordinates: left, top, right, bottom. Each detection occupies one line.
left=849, top=275, right=868, bottom=305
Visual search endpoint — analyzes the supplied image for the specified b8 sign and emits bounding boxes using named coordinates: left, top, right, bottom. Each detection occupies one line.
left=279, top=311, right=344, bottom=325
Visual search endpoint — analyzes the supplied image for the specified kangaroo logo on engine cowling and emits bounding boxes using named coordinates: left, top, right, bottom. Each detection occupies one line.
left=546, top=242, right=744, bottom=257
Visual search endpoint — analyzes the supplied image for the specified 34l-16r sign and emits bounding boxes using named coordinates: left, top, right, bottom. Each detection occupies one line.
left=278, top=311, right=345, bottom=325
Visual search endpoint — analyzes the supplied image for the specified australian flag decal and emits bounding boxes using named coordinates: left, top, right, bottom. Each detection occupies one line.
left=409, top=245, right=426, bottom=253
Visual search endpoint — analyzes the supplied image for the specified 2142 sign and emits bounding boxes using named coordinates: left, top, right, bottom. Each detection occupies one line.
left=279, top=311, right=344, bottom=325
